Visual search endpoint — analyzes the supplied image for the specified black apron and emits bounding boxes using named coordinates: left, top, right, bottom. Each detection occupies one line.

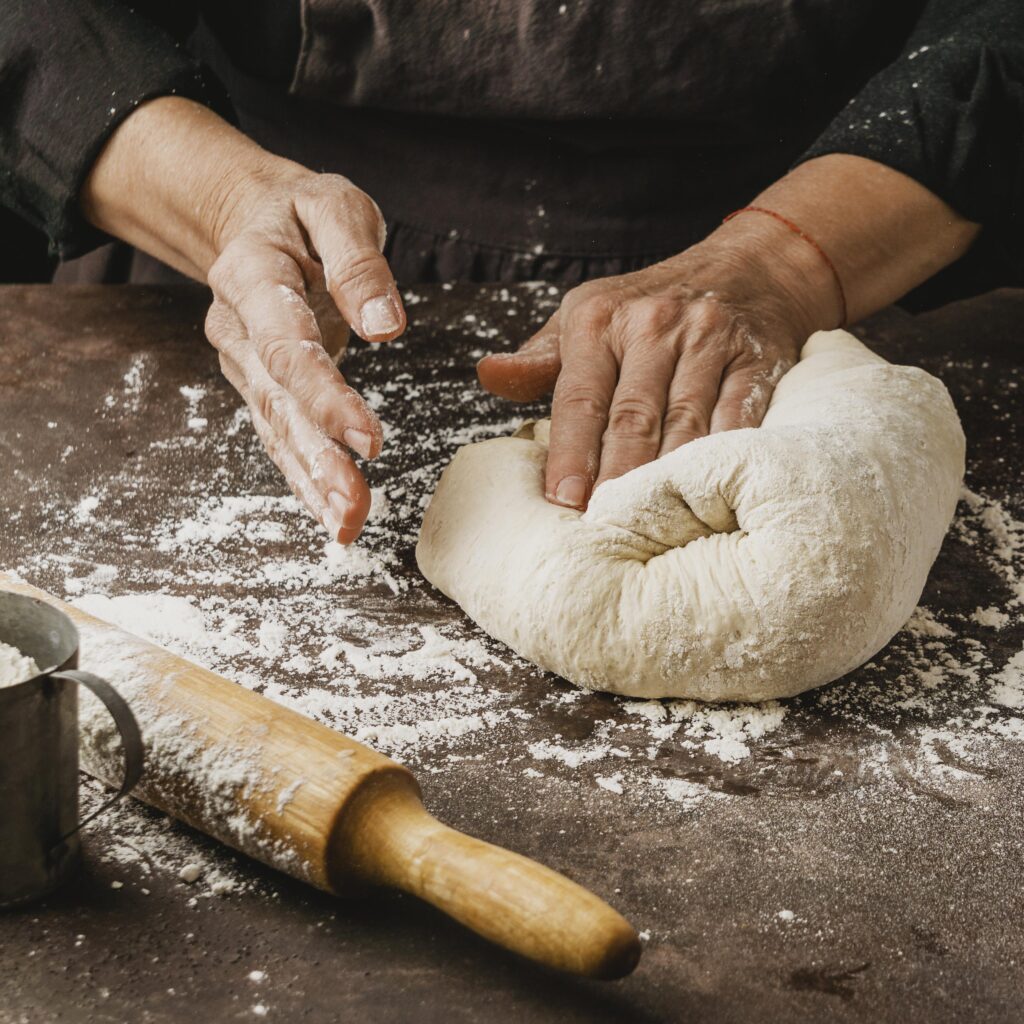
left=57, top=0, right=919, bottom=286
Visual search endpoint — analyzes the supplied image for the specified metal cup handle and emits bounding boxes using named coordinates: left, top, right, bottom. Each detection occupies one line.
left=50, top=670, right=145, bottom=841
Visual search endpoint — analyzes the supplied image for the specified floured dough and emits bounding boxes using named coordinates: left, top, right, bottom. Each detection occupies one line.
left=416, top=331, right=965, bottom=701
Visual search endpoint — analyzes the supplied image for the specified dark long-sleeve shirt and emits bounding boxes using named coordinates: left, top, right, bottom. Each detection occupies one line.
left=1, top=0, right=1021, bottom=299
left=802, top=0, right=1024, bottom=303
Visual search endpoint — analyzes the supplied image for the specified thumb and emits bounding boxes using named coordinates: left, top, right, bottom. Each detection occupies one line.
left=296, top=185, right=405, bottom=342
left=477, top=313, right=562, bottom=401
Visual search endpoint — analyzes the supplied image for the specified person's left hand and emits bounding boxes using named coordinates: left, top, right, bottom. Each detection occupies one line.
left=477, top=225, right=835, bottom=510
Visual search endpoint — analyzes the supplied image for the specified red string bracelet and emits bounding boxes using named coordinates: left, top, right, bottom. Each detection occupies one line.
left=722, top=206, right=848, bottom=328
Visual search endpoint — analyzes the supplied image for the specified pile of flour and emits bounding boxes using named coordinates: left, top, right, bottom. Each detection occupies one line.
left=0, top=640, right=39, bottom=687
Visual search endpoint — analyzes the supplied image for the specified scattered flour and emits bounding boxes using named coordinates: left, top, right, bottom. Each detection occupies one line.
left=8, top=285, right=1024, bottom=912
left=71, top=592, right=208, bottom=650
left=972, top=606, right=1011, bottom=629
left=957, top=487, right=1024, bottom=604
left=74, top=495, right=101, bottom=523
left=529, top=740, right=615, bottom=769
left=622, top=699, right=788, bottom=764
left=320, top=626, right=500, bottom=685
left=157, top=495, right=295, bottom=550
left=274, top=779, right=304, bottom=815
left=658, top=778, right=706, bottom=808
left=990, top=647, right=1024, bottom=710
left=80, top=777, right=255, bottom=900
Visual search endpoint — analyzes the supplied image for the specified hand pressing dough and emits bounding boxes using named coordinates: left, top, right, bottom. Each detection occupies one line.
left=416, top=331, right=965, bottom=702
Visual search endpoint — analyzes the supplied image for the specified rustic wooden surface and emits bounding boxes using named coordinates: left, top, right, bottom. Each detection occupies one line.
left=0, top=284, right=1022, bottom=1023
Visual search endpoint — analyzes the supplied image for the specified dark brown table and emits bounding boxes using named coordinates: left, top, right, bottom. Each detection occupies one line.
left=1, top=284, right=1022, bottom=1023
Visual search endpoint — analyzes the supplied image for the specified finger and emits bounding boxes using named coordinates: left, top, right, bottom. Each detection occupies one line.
left=544, top=337, right=618, bottom=510
left=248, top=403, right=367, bottom=546
left=656, top=347, right=725, bottom=456
left=219, top=350, right=371, bottom=544
left=209, top=300, right=372, bottom=533
left=208, top=251, right=383, bottom=459
left=709, top=361, right=785, bottom=434
left=238, top=378, right=328, bottom=525
left=295, top=187, right=406, bottom=342
left=308, top=287, right=351, bottom=364
left=477, top=312, right=562, bottom=401
left=594, top=341, right=677, bottom=488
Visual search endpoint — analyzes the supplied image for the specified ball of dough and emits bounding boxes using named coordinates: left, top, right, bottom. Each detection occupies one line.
left=417, top=331, right=965, bottom=701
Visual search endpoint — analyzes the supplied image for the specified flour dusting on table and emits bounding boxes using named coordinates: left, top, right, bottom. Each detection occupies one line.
left=8, top=285, right=1024, bottom=903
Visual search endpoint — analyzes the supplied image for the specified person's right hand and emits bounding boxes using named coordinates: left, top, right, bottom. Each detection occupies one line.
left=81, top=98, right=407, bottom=544
left=206, top=169, right=406, bottom=544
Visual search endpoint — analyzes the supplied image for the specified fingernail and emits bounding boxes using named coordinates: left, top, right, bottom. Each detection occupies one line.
left=322, top=506, right=344, bottom=540
left=360, top=295, right=400, bottom=338
left=343, top=427, right=373, bottom=459
left=328, top=490, right=362, bottom=531
left=552, top=475, right=587, bottom=509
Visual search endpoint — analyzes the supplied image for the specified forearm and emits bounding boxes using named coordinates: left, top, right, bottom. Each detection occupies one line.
left=710, top=153, right=980, bottom=328
left=800, top=0, right=1024, bottom=302
left=80, top=97, right=299, bottom=280
left=0, top=0, right=216, bottom=259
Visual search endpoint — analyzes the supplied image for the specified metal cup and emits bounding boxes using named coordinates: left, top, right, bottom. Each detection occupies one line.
left=0, top=590, right=143, bottom=907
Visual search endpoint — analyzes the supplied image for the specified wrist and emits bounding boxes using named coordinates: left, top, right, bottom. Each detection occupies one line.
left=705, top=211, right=844, bottom=337
left=82, top=97, right=301, bottom=278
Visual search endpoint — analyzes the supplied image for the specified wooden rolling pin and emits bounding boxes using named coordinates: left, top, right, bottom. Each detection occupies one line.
left=2, top=577, right=641, bottom=979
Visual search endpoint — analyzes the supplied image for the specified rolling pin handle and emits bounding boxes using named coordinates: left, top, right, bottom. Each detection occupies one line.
left=332, top=775, right=642, bottom=979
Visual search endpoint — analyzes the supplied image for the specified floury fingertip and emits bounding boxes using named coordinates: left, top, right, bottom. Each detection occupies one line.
left=343, top=427, right=373, bottom=459
left=360, top=295, right=401, bottom=338
left=322, top=506, right=344, bottom=540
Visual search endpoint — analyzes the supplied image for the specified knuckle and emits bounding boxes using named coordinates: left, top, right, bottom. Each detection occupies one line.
left=212, top=243, right=300, bottom=303
left=349, top=189, right=384, bottom=230
left=327, top=246, right=388, bottom=293
left=316, top=172, right=359, bottom=197
left=607, top=398, right=662, bottom=440
left=629, top=296, right=683, bottom=335
left=207, top=252, right=236, bottom=298
left=683, top=295, right=732, bottom=336
left=566, top=292, right=616, bottom=335
left=314, top=178, right=383, bottom=230
left=664, top=397, right=710, bottom=437
left=254, top=385, right=291, bottom=446
left=261, top=336, right=299, bottom=386
left=253, top=382, right=277, bottom=427
left=305, top=376, right=348, bottom=428
left=554, top=381, right=609, bottom=422
left=204, top=303, right=232, bottom=346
